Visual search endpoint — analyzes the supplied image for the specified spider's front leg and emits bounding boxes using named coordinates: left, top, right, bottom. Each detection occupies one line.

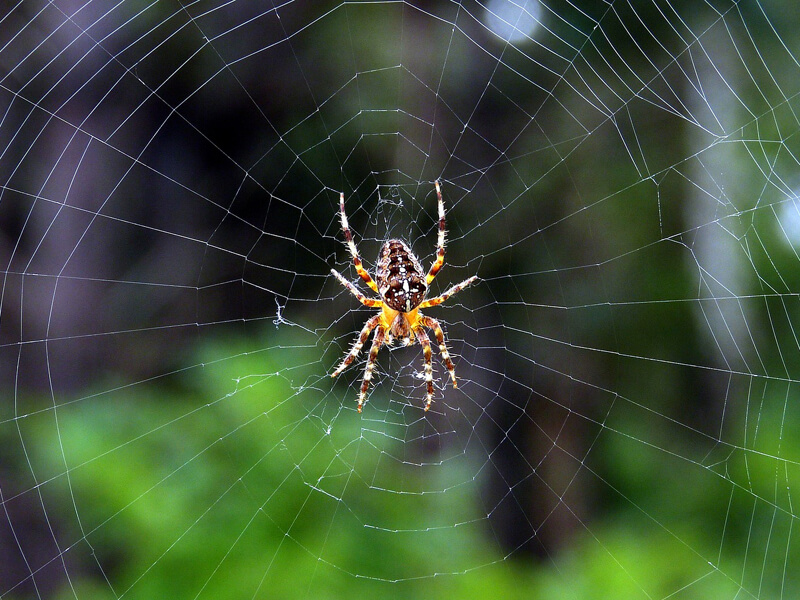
left=415, top=326, right=435, bottom=411
left=332, top=314, right=381, bottom=378
left=418, top=314, right=458, bottom=389
left=358, top=324, right=386, bottom=412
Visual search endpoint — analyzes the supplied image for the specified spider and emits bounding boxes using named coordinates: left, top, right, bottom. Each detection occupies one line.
left=331, top=181, right=477, bottom=413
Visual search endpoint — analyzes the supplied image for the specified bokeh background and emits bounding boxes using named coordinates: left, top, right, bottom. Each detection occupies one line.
left=2, top=0, right=800, bottom=598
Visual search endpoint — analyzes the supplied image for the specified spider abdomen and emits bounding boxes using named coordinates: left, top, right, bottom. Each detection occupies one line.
left=377, top=239, right=426, bottom=313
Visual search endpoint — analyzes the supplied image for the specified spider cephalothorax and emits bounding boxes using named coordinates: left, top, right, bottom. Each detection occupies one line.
left=331, top=181, right=477, bottom=412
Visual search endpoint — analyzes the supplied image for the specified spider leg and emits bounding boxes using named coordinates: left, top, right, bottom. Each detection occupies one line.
left=339, top=192, right=380, bottom=293
left=358, top=324, right=386, bottom=412
left=330, top=269, right=383, bottom=308
left=418, top=275, right=478, bottom=309
left=415, top=326, right=435, bottom=411
left=426, top=181, right=447, bottom=285
left=418, top=314, right=458, bottom=388
left=332, top=314, right=381, bottom=378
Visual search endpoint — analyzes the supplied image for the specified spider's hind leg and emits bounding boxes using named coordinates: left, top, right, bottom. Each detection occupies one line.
left=426, top=181, right=447, bottom=285
left=339, top=193, right=379, bottom=293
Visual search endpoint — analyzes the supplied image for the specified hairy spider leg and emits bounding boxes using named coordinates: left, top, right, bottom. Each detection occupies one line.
left=419, top=275, right=478, bottom=309
left=418, top=315, right=457, bottom=388
left=415, top=326, right=436, bottom=410
left=358, top=324, right=386, bottom=412
left=330, top=268, right=383, bottom=308
left=426, top=180, right=447, bottom=285
left=339, top=193, right=379, bottom=293
left=332, top=313, right=381, bottom=378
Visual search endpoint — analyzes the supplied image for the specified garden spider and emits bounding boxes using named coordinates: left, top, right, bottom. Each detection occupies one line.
left=331, top=181, right=477, bottom=412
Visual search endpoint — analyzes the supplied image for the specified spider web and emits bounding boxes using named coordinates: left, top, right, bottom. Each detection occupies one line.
left=2, top=0, right=800, bottom=597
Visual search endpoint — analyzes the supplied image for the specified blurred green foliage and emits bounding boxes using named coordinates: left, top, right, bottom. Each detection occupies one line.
left=0, top=330, right=787, bottom=599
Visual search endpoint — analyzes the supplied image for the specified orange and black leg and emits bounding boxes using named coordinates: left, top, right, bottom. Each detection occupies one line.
left=339, top=192, right=379, bottom=293
left=415, top=326, right=435, bottom=411
left=426, top=181, right=447, bottom=285
left=358, top=324, right=386, bottom=412
left=419, top=315, right=458, bottom=388
left=419, top=275, right=478, bottom=309
left=332, top=314, right=381, bottom=378
left=330, top=269, right=383, bottom=308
